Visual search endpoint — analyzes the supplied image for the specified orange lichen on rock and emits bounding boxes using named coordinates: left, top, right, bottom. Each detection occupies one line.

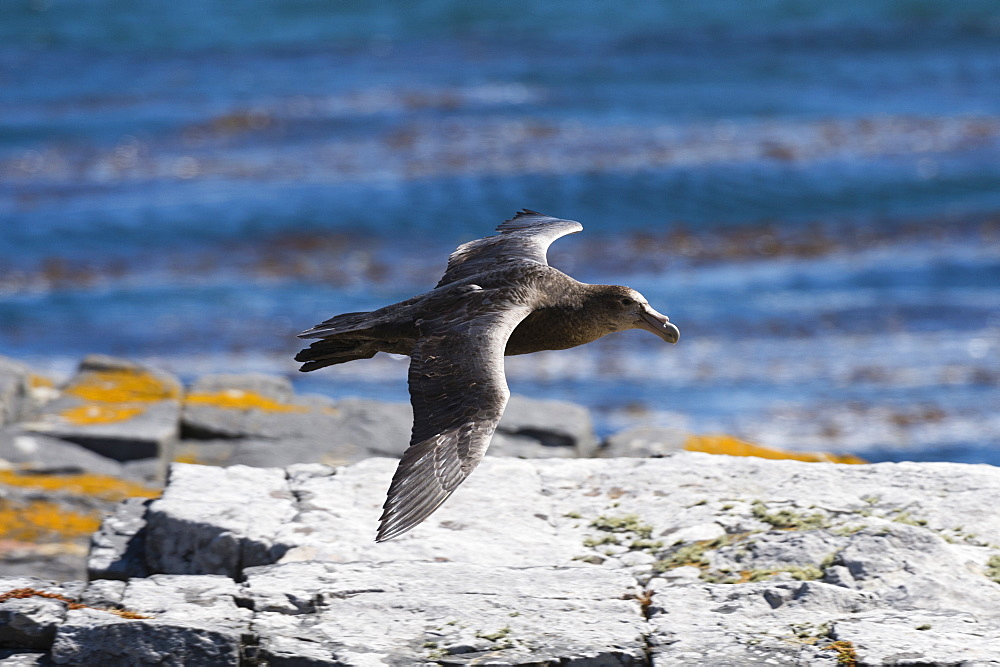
left=0, top=499, right=102, bottom=542
left=29, top=374, right=54, bottom=388
left=65, top=369, right=180, bottom=403
left=185, top=389, right=309, bottom=413
left=172, top=451, right=203, bottom=464
left=0, top=470, right=159, bottom=501
left=57, top=368, right=179, bottom=425
left=60, top=404, right=145, bottom=425
left=684, top=434, right=866, bottom=464
left=0, top=588, right=151, bottom=619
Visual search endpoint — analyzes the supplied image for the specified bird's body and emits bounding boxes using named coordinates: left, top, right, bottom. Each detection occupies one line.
left=296, top=210, right=679, bottom=541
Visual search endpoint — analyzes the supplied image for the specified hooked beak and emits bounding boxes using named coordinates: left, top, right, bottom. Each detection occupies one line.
left=636, top=306, right=679, bottom=344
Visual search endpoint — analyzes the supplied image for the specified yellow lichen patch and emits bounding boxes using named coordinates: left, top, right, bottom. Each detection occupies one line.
left=29, top=374, right=54, bottom=388
left=172, top=452, right=203, bottom=465
left=0, top=470, right=159, bottom=501
left=0, top=499, right=101, bottom=542
left=61, top=404, right=145, bottom=425
left=185, top=389, right=309, bottom=413
left=65, top=370, right=180, bottom=403
left=684, top=434, right=866, bottom=464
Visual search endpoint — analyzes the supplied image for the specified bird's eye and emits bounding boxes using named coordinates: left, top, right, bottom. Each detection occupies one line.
left=620, top=297, right=634, bottom=306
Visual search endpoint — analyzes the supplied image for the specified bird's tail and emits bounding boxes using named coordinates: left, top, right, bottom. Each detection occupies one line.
left=295, top=337, right=376, bottom=372
left=297, top=311, right=375, bottom=339
left=295, top=310, right=380, bottom=372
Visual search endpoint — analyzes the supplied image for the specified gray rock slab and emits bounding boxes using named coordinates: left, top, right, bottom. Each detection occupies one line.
left=180, top=386, right=379, bottom=466
left=831, top=522, right=1000, bottom=614
left=274, top=457, right=587, bottom=567
left=186, top=373, right=295, bottom=402
left=87, top=497, right=152, bottom=581
left=0, top=578, right=83, bottom=601
left=498, top=394, right=598, bottom=456
left=243, top=561, right=646, bottom=666
left=179, top=392, right=597, bottom=468
left=489, top=431, right=579, bottom=458
left=180, top=377, right=340, bottom=440
left=0, top=547, right=88, bottom=583
left=50, top=575, right=250, bottom=666
left=0, top=651, right=47, bottom=666
left=79, top=580, right=125, bottom=609
left=143, top=464, right=297, bottom=576
left=601, top=426, right=687, bottom=458
left=0, top=597, right=66, bottom=650
left=0, top=577, right=82, bottom=652
left=77, top=355, right=153, bottom=375
left=19, top=357, right=180, bottom=462
left=0, top=356, right=32, bottom=427
left=831, top=610, right=1000, bottom=665
left=321, top=397, right=413, bottom=459
left=84, top=453, right=1000, bottom=663
left=646, top=580, right=876, bottom=665
left=0, top=429, right=124, bottom=476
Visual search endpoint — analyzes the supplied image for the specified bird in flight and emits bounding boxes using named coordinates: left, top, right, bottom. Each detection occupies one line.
left=296, top=210, right=679, bottom=541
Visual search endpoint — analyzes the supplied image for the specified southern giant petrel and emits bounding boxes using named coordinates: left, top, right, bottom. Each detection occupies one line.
left=296, top=210, right=679, bottom=541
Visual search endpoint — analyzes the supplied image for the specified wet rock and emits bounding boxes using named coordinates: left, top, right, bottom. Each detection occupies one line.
left=19, top=356, right=181, bottom=462
left=242, top=561, right=646, bottom=665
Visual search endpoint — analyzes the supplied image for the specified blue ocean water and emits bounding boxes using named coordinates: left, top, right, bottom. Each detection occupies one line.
left=2, top=1, right=999, bottom=462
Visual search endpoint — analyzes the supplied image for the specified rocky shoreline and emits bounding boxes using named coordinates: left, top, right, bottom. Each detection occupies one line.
left=1, top=355, right=999, bottom=665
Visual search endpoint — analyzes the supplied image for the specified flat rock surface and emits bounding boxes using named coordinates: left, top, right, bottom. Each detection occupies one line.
left=69, top=453, right=1000, bottom=664
left=243, top=561, right=646, bottom=665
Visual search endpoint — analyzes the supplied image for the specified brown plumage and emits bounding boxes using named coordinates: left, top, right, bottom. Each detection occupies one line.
left=296, top=210, right=679, bottom=541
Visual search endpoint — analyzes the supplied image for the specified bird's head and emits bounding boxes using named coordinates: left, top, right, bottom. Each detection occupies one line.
left=588, top=285, right=679, bottom=344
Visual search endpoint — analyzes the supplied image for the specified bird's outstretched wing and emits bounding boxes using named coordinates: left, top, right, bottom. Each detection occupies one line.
left=376, top=290, right=533, bottom=541
left=435, top=210, right=582, bottom=287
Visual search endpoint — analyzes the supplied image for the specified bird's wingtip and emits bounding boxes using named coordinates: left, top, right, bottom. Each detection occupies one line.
left=496, top=208, right=558, bottom=232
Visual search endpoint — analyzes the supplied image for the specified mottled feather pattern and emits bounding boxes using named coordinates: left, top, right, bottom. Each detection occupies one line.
left=377, top=293, right=533, bottom=541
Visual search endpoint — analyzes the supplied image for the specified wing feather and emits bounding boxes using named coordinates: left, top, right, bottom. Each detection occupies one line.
left=376, top=292, right=533, bottom=542
left=435, top=210, right=582, bottom=287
